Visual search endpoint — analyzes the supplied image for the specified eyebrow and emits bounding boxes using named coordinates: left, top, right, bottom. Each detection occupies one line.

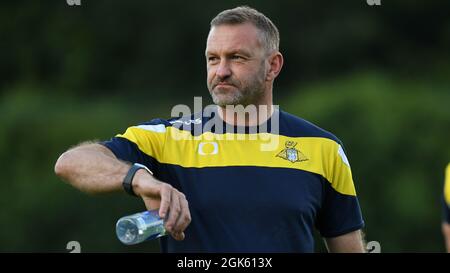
left=205, top=48, right=253, bottom=57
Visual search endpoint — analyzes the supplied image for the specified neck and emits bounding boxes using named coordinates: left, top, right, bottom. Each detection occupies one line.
left=217, top=97, right=274, bottom=127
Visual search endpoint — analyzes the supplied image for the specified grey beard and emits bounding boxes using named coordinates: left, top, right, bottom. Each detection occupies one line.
left=211, top=86, right=265, bottom=107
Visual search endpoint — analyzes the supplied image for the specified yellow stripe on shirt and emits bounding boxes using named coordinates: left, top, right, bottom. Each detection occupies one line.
left=445, top=163, right=450, bottom=205
left=117, top=126, right=357, bottom=196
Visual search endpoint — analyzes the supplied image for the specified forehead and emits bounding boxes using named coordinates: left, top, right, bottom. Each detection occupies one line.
left=206, top=23, right=263, bottom=54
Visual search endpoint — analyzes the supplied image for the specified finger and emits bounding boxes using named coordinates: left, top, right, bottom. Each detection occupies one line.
left=173, top=194, right=191, bottom=233
left=172, top=231, right=185, bottom=241
left=165, top=190, right=181, bottom=233
left=158, top=184, right=172, bottom=219
left=142, top=197, right=161, bottom=212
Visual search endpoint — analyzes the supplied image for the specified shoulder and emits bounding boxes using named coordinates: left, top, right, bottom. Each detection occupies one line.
left=279, top=110, right=342, bottom=144
left=132, top=115, right=195, bottom=131
left=139, top=114, right=203, bottom=127
left=130, top=114, right=205, bottom=135
left=139, top=118, right=173, bottom=127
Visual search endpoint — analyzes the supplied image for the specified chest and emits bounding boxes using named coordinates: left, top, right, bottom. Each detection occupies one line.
left=168, top=166, right=324, bottom=220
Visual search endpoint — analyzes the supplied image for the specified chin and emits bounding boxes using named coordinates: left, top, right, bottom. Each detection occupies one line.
left=214, top=98, right=233, bottom=107
left=212, top=89, right=245, bottom=106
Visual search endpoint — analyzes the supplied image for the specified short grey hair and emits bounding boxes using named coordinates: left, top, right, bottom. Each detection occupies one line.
left=210, top=6, right=280, bottom=53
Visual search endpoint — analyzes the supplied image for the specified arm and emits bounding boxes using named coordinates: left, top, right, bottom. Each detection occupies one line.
left=324, top=230, right=366, bottom=253
left=54, top=142, right=191, bottom=240
left=442, top=222, right=450, bottom=253
left=54, top=142, right=130, bottom=194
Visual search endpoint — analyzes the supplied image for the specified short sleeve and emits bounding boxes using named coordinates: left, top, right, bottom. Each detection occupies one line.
left=443, top=198, right=450, bottom=224
left=101, top=119, right=168, bottom=174
left=316, top=141, right=365, bottom=237
left=443, top=163, right=450, bottom=223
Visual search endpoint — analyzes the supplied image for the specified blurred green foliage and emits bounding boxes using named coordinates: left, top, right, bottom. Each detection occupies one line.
left=1, top=1, right=449, bottom=252
left=286, top=72, right=450, bottom=252
left=1, top=72, right=448, bottom=252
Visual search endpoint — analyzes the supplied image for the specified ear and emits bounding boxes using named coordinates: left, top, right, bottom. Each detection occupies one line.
left=266, top=52, right=284, bottom=81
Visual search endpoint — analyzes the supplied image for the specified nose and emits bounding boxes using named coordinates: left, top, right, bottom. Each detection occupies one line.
left=215, top=59, right=231, bottom=80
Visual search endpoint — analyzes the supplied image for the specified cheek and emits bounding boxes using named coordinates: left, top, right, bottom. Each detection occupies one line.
left=206, top=69, right=214, bottom=83
left=237, top=66, right=259, bottom=82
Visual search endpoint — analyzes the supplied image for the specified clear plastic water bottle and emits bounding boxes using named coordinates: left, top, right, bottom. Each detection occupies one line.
left=116, top=209, right=167, bottom=245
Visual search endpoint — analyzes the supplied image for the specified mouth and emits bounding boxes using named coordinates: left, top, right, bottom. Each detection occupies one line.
left=215, top=83, right=234, bottom=88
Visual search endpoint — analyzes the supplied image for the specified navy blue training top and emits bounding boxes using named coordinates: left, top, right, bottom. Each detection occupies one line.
left=103, top=109, right=364, bottom=252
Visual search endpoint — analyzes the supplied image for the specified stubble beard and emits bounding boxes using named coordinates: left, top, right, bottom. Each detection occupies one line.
left=209, top=67, right=267, bottom=108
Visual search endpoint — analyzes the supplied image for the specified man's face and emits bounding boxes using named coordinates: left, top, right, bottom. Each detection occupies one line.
left=206, top=23, right=268, bottom=107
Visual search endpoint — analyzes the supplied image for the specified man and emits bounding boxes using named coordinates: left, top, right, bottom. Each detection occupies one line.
left=55, top=6, right=365, bottom=252
left=443, top=163, right=450, bottom=252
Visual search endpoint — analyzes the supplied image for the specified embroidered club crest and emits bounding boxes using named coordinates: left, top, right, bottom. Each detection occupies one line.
left=277, top=141, right=308, bottom=163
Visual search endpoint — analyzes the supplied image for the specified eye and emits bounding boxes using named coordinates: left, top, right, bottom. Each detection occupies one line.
left=231, top=55, right=245, bottom=60
left=207, top=56, right=219, bottom=63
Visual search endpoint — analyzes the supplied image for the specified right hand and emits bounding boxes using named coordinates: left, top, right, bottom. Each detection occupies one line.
left=132, top=169, right=191, bottom=241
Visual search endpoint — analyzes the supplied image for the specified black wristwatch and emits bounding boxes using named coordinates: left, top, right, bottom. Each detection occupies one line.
left=122, top=163, right=153, bottom=197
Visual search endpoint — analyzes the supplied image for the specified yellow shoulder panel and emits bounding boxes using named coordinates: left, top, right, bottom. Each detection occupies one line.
left=119, top=126, right=357, bottom=196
